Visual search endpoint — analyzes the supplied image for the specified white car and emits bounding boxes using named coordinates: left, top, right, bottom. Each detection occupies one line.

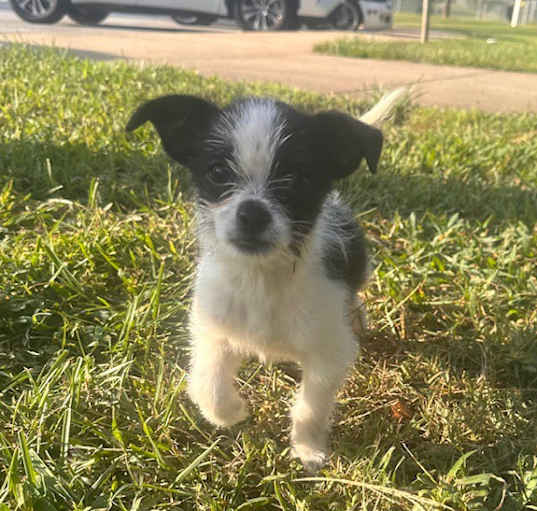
left=9, top=0, right=392, bottom=31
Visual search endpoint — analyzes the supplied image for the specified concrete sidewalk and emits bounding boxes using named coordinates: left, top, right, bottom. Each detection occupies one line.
left=2, top=16, right=536, bottom=113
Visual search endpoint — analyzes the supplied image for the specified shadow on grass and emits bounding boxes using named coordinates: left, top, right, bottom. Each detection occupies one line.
left=330, top=325, right=537, bottom=500
left=0, top=139, right=193, bottom=210
left=2, top=138, right=536, bottom=225
left=0, top=139, right=195, bottom=381
left=345, top=171, right=537, bottom=228
left=362, top=324, right=537, bottom=393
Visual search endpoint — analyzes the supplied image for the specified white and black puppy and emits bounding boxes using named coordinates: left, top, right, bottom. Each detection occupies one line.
left=127, top=93, right=392, bottom=471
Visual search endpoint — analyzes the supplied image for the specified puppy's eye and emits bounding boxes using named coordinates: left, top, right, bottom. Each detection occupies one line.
left=207, top=166, right=229, bottom=186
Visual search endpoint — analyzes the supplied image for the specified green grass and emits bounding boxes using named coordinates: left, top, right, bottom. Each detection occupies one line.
left=1, top=43, right=537, bottom=510
left=315, top=15, right=537, bottom=73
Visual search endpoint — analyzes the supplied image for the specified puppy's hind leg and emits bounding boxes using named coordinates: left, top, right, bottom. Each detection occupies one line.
left=291, top=327, right=357, bottom=472
left=188, top=332, right=248, bottom=428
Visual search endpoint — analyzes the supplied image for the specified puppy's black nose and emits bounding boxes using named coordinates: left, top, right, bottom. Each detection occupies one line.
left=237, top=200, right=271, bottom=235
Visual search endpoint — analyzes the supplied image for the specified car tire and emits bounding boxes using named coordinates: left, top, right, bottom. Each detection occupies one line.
left=67, top=5, right=109, bottom=25
left=171, top=12, right=218, bottom=26
left=330, top=0, right=363, bottom=30
left=9, top=0, right=67, bottom=24
left=234, top=0, right=293, bottom=31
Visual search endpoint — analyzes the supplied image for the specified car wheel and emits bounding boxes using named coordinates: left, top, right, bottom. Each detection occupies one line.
left=235, top=0, right=291, bottom=31
left=171, top=12, right=218, bottom=25
left=9, top=0, right=67, bottom=24
left=67, top=5, right=109, bottom=25
left=330, top=1, right=362, bottom=30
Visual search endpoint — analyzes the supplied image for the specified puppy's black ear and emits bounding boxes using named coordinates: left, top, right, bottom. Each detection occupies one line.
left=126, top=95, right=220, bottom=166
left=309, top=111, right=383, bottom=178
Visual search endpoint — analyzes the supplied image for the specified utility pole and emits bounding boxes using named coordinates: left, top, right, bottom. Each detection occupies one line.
left=421, top=0, right=431, bottom=43
left=511, top=0, right=522, bottom=26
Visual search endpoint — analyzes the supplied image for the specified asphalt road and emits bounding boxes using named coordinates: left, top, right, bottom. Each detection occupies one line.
left=2, top=2, right=537, bottom=112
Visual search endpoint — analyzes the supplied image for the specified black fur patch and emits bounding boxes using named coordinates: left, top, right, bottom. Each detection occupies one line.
left=268, top=104, right=335, bottom=250
left=321, top=201, right=369, bottom=291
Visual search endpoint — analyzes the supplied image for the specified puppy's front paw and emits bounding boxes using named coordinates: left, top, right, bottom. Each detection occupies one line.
left=211, top=396, right=249, bottom=428
left=192, top=392, right=249, bottom=428
left=292, top=443, right=327, bottom=473
left=188, top=375, right=249, bottom=428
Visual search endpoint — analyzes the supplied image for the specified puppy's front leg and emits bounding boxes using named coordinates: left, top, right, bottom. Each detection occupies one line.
left=291, top=338, right=356, bottom=472
left=188, top=333, right=248, bottom=428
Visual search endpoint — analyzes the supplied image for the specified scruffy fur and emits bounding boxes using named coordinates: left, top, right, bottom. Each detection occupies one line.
left=127, top=94, right=390, bottom=471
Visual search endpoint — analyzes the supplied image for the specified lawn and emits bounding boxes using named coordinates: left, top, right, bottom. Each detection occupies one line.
left=315, top=15, right=537, bottom=73
left=1, top=43, right=537, bottom=510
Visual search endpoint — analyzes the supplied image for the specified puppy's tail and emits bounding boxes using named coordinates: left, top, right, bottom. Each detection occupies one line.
left=359, top=87, right=409, bottom=127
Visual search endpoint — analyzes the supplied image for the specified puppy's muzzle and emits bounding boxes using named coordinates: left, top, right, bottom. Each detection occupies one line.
left=231, top=199, right=273, bottom=254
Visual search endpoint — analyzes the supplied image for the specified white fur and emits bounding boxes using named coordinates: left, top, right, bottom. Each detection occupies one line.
left=189, top=193, right=359, bottom=472
left=205, top=100, right=293, bottom=255
left=214, top=99, right=287, bottom=183
left=359, top=87, right=408, bottom=126
left=210, top=189, right=292, bottom=253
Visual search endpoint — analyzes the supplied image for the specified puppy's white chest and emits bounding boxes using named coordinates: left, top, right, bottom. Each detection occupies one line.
left=194, top=256, right=297, bottom=344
